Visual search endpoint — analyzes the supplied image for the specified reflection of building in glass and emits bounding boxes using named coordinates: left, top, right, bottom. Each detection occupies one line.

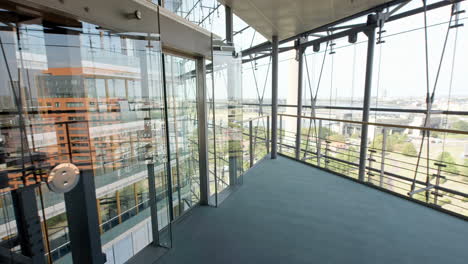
left=0, top=18, right=200, bottom=262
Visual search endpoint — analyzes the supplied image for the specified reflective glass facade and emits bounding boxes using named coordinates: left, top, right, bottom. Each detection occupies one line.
left=0, top=0, right=467, bottom=264
left=0, top=5, right=202, bottom=263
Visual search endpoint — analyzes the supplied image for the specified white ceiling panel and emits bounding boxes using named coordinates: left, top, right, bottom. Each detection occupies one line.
left=220, top=0, right=395, bottom=41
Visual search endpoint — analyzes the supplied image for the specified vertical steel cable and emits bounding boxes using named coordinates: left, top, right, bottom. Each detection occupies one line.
left=303, top=42, right=329, bottom=159
left=411, top=0, right=431, bottom=194
left=410, top=1, right=454, bottom=196
left=442, top=17, right=459, bottom=154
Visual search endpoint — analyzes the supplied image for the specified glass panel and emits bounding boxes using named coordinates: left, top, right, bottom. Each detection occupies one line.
left=164, top=54, right=200, bottom=217
left=207, top=48, right=243, bottom=205
left=0, top=16, right=25, bottom=258
left=0, top=7, right=175, bottom=263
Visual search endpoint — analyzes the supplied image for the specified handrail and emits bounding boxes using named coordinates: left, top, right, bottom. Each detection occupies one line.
left=239, top=115, right=270, bottom=123
left=274, top=113, right=468, bottom=217
left=242, top=103, right=468, bottom=116
left=278, top=114, right=468, bottom=135
left=275, top=133, right=468, bottom=198
left=99, top=200, right=149, bottom=228
left=47, top=199, right=151, bottom=257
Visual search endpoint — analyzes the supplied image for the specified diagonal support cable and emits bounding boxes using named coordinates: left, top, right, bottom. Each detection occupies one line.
left=303, top=41, right=329, bottom=160
left=410, top=1, right=455, bottom=199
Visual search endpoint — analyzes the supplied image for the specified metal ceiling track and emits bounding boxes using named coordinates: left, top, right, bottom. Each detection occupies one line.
left=241, top=0, right=464, bottom=61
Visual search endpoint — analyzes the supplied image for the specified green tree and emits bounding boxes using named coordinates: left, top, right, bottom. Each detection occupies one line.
left=371, top=134, right=387, bottom=150
left=300, top=126, right=336, bottom=143
left=371, top=133, right=407, bottom=152
left=463, top=159, right=468, bottom=182
left=431, top=131, right=441, bottom=138
left=402, top=143, right=417, bottom=156
left=319, top=127, right=334, bottom=139
left=328, top=133, right=345, bottom=142
left=330, top=147, right=358, bottom=174
left=452, top=120, right=468, bottom=131
left=436, top=152, right=459, bottom=175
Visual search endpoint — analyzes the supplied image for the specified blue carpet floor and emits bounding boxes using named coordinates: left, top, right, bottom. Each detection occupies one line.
left=156, top=156, right=468, bottom=264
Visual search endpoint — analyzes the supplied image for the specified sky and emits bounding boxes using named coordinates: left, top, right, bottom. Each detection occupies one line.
left=224, top=0, right=468, bottom=102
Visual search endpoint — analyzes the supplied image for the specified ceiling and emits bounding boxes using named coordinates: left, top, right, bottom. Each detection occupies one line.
left=7, top=0, right=212, bottom=57
left=219, top=0, right=395, bottom=41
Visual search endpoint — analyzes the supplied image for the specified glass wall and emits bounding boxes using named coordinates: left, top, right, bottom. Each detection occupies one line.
left=0, top=6, right=201, bottom=263
left=164, top=54, right=200, bottom=217
left=207, top=49, right=243, bottom=205
left=269, top=1, right=468, bottom=217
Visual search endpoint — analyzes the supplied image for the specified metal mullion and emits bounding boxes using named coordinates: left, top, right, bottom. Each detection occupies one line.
left=271, top=35, right=278, bottom=159
left=357, top=16, right=377, bottom=181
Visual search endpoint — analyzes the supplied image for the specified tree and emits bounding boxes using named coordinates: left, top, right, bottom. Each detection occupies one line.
left=431, top=131, right=441, bottom=138
left=318, top=127, right=334, bottom=139
left=371, top=133, right=408, bottom=152
left=328, top=133, right=345, bottom=142
left=330, top=147, right=358, bottom=174
left=402, top=143, right=417, bottom=156
left=463, top=159, right=468, bottom=182
left=452, top=120, right=468, bottom=131
left=370, top=134, right=388, bottom=151
left=435, top=152, right=459, bottom=175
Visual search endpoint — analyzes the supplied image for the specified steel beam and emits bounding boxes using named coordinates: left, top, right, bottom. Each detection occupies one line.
left=242, top=103, right=468, bottom=116
left=380, top=128, right=387, bottom=188
left=295, top=47, right=304, bottom=159
left=266, top=116, right=270, bottom=153
left=161, top=52, right=175, bottom=222
left=317, top=120, right=323, bottom=166
left=146, top=160, right=160, bottom=245
left=358, top=15, right=377, bottom=181
left=249, top=120, right=254, bottom=167
left=196, top=57, right=210, bottom=205
left=64, top=170, right=106, bottom=264
left=11, top=188, right=45, bottom=264
left=240, top=0, right=459, bottom=59
left=225, top=5, right=233, bottom=45
left=271, top=35, right=279, bottom=159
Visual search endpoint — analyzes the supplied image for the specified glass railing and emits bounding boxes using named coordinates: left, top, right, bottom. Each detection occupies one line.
left=46, top=180, right=194, bottom=261
left=275, top=113, right=468, bottom=218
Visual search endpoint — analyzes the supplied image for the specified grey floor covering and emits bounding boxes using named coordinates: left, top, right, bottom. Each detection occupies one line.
left=156, top=156, right=468, bottom=264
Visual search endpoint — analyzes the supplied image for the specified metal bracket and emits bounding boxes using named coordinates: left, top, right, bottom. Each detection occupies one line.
left=450, top=2, right=465, bottom=28
left=329, top=42, right=336, bottom=55
left=408, top=185, right=435, bottom=196
left=47, top=163, right=80, bottom=193
left=376, top=11, right=390, bottom=44
left=295, top=37, right=307, bottom=60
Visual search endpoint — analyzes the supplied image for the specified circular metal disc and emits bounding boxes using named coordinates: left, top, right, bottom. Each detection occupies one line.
left=47, top=163, right=80, bottom=193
